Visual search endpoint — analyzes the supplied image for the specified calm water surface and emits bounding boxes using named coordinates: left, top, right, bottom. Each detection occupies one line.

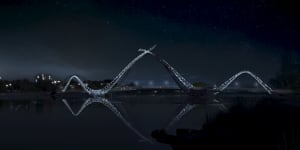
left=0, top=95, right=289, bottom=149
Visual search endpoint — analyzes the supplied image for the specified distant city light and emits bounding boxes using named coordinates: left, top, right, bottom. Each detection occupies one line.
left=51, top=80, right=61, bottom=85
left=134, top=81, right=139, bottom=86
left=5, top=83, right=12, bottom=88
left=164, top=80, right=169, bottom=85
left=234, top=81, right=239, bottom=86
left=35, top=73, right=55, bottom=83
left=213, top=84, right=217, bottom=89
left=254, top=82, right=259, bottom=87
left=148, top=81, right=154, bottom=86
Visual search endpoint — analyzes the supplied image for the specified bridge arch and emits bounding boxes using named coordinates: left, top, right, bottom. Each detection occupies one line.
left=62, top=45, right=194, bottom=96
left=217, top=70, right=273, bottom=94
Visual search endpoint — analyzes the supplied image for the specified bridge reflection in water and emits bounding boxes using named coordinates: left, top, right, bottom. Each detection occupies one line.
left=61, top=96, right=234, bottom=144
left=62, top=97, right=153, bottom=143
left=1, top=95, right=292, bottom=150
left=166, top=99, right=228, bottom=129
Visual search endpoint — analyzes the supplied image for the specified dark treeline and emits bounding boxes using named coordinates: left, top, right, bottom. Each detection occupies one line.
left=0, top=79, right=59, bottom=92
left=0, top=79, right=113, bottom=93
left=269, top=52, right=300, bottom=90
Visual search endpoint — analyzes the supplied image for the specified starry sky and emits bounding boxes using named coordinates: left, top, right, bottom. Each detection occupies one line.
left=0, top=0, right=299, bottom=85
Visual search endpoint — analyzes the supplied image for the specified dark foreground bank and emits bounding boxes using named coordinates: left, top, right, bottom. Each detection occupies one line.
left=152, top=99, right=300, bottom=150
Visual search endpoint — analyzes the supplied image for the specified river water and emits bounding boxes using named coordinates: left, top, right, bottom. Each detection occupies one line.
left=0, top=95, right=299, bottom=149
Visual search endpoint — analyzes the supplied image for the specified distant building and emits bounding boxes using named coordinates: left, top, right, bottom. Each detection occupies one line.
left=35, top=74, right=53, bottom=83
left=35, top=73, right=61, bottom=85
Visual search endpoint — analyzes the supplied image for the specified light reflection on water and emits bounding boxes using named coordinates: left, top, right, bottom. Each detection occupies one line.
left=0, top=95, right=263, bottom=149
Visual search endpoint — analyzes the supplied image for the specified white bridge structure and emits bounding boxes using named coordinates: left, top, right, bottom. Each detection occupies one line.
left=62, top=44, right=195, bottom=96
left=62, top=45, right=158, bottom=96
left=216, top=71, right=273, bottom=94
left=62, top=45, right=273, bottom=96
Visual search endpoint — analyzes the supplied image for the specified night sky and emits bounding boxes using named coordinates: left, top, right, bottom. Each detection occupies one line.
left=0, top=0, right=299, bottom=85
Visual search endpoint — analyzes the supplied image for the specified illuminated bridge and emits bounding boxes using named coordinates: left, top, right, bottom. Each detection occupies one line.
left=62, top=45, right=273, bottom=96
